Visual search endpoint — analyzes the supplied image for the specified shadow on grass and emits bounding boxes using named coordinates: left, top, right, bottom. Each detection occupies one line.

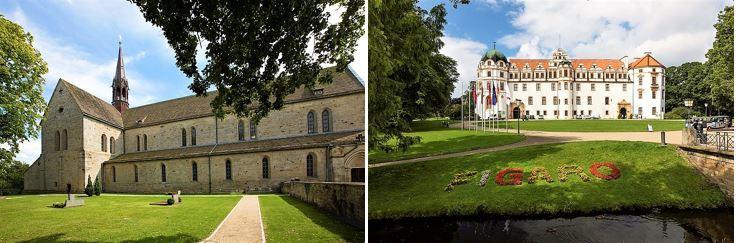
left=280, top=196, right=364, bottom=243
left=370, top=134, right=526, bottom=164
left=19, top=233, right=199, bottom=243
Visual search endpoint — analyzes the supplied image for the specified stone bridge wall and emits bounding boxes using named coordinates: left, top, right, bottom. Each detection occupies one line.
left=677, top=145, right=734, bottom=200
left=281, top=181, right=364, bottom=228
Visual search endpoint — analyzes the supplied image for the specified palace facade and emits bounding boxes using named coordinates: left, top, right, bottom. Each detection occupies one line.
left=473, top=48, right=665, bottom=120
left=23, top=44, right=365, bottom=194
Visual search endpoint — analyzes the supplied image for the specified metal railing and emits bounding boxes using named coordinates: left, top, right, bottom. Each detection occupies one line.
left=683, top=127, right=734, bottom=151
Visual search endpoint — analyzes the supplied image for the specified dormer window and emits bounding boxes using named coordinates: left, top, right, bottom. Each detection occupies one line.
left=312, top=89, right=324, bottom=96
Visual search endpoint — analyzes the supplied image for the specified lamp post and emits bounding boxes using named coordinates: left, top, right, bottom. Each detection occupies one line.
left=705, top=103, right=708, bottom=118
left=514, top=100, right=522, bottom=134
left=684, top=99, right=694, bottom=126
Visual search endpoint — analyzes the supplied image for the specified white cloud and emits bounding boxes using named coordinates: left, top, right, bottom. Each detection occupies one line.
left=499, top=0, right=730, bottom=66
left=440, top=36, right=488, bottom=97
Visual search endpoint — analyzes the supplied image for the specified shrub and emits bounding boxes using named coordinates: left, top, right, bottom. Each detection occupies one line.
left=84, top=176, right=94, bottom=196
left=665, top=107, right=702, bottom=119
left=52, top=202, right=65, bottom=208
left=93, top=177, right=101, bottom=196
left=166, top=198, right=175, bottom=205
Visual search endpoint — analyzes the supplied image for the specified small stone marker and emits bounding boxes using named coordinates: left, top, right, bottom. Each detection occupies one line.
left=64, top=187, right=84, bottom=208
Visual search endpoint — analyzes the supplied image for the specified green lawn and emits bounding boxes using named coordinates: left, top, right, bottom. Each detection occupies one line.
left=369, top=119, right=525, bottom=163
left=259, top=195, right=363, bottom=243
left=483, top=119, right=685, bottom=132
left=0, top=194, right=240, bottom=242
left=369, top=141, right=727, bottom=220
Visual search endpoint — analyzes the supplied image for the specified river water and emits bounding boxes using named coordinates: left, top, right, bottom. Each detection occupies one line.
left=369, top=209, right=733, bottom=242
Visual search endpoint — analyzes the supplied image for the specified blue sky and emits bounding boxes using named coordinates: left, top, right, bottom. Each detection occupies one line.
left=1, top=0, right=366, bottom=163
left=418, top=0, right=731, bottom=98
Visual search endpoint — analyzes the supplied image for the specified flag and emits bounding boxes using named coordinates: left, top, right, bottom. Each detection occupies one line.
left=471, top=83, right=477, bottom=104
left=491, top=81, right=497, bottom=106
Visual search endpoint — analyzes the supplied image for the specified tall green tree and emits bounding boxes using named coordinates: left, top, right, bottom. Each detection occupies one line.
left=704, top=6, right=733, bottom=116
left=664, top=62, right=709, bottom=113
left=0, top=159, right=28, bottom=195
left=0, top=15, right=48, bottom=165
left=128, top=0, right=364, bottom=122
left=368, top=0, right=459, bottom=152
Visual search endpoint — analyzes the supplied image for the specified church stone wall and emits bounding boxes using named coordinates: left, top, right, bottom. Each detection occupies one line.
left=82, top=117, right=121, bottom=189
left=123, top=92, right=364, bottom=152
left=103, top=147, right=331, bottom=194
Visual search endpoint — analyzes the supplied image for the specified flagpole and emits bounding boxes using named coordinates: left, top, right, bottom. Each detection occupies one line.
left=461, top=80, right=464, bottom=130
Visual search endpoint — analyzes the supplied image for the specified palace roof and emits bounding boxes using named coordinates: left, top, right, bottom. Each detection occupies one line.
left=629, top=53, right=665, bottom=68
left=508, top=59, right=624, bottom=70
left=106, top=130, right=363, bottom=163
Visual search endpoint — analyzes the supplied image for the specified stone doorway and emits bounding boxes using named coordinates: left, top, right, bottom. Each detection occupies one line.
left=617, top=100, right=632, bottom=119
left=513, top=107, right=521, bottom=119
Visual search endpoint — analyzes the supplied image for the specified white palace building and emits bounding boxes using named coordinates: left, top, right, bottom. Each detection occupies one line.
left=473, top=47, right=665, bottom=120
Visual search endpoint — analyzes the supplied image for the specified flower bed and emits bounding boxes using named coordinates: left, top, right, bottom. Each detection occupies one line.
left=589, top=162, right=621, bottom=180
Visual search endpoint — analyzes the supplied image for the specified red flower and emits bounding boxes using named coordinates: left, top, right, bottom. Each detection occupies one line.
left=589, top=162, right=621, bottom=180
left=495, top=168, right=523, bottom=186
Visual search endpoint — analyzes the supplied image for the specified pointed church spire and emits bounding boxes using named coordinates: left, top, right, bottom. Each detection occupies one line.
left=112, top=40, right=129, bottom=113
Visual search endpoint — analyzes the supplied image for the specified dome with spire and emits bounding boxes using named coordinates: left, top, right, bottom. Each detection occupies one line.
left=481, top=49, right=507, bottom=63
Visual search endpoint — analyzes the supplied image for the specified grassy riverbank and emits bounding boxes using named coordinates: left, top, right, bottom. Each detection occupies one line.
left=368, top=141, right=727, bottom=219
left=369, top=119, right=524, bottom=163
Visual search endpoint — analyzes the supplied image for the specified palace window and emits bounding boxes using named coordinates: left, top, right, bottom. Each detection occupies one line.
left=565, top=110, right=568, bottom=116
left=191, top=127, right=196, bottom=146
left=651, top=76, right=656, bottom=85
left=553, top=97, right=559, bottom=105
left=591, top=84, right=596, bottom=91
left=587, top=96, right=592, bottom=105
left=605, top=84, right=610, bottom=91
left=238, top=120, right=245, bottom=141
left=134, top=165, right=138, bottom=182
left=112, top=166, right=116, bottom=182
left=101, top=134, right=107, bottom=152
left=522, top=84, right=527, bottom=91
left=576, top=83, right=581, bottom=91
left=605, top=97, right=610, bottom=105
left=576, top=96, right=581, bottom=105
left=554, top=110, right=558, bottom=116
left=623, top=84, right=627, bottom=91
left=322, top=109, right=332, bottom=132
left=536, top=110, right=540, bottom=115
left=55, top=131, right=60, bottom=151
left=225, top=160, right=232, bottom=180
left=564, top=82, right=568, bottom=90
left=638, top=107, right=643, bottom=115
left=161, top=163, right=167, bottom=182
left=143, top=134, right=148, bottom=151
left=638, top=77, right=643, bottom=85
left=652, top=107, right=657, bottom=115
left=544, top=110, right=548, bottom=115
left=136, top=135, right=140, bottom=151
left=528, top=97, right=533, bottom=105
left=500, top=72, right=505, bottom=78
left=307, top=111, right=316, bottom=134
left=551, top=83, right=555, bottom=90
left=62, top=130, right=68, bottom=150
left=249, top=120, right=257, bottom=139
left=262, top=157, right=270, bottom=179
left=638, top=90, right=643, bottom=99
left=513, top=84, right=518, bottom=91
left=589, top=110, right=592, bottom=115
left=306, top=154, right=315, bottom=177
left=652, top=91, right=656, bottom=99
left=192, top=162, right=198, bottom=181
left=500, top=82, right=505, bottom=91
left=536, top=83, right=541, bottom=91
left=542, top=97, right=547, bottom=105
left=606, top=110, right=609, bottom=115
left=564, top=98, right=568, bottom=105
left=181, top=128, right=187, bottom=147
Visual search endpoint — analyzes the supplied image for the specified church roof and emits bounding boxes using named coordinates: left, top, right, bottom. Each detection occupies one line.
left=106, top=130, right=363, bottom=163
left=60, top=79, right=123, bottom=128
left=629, top=53, right=664, bottom=68
left=122, top=67, right=363, bottom=128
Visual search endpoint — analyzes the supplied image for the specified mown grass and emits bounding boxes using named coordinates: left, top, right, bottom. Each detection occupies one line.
left=369, top=119, right=524, bottom=163
left=259, top=195, right=363, bottom=243
left=0, top=194, right=240, bottom=242
left=368, top=141, right=727, bottom=220
left=484, top=119, right=685, bottom=132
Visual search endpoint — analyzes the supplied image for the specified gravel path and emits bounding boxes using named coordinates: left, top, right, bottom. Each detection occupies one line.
left=369, top=126, right=682, bottom=168
left=203, top=195, right=264, bottom=243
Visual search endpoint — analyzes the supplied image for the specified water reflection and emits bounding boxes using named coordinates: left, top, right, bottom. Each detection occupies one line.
left=369, top=209, right=732, bottom=243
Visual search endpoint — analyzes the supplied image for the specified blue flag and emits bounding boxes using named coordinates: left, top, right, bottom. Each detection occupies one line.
left=491, top=81, right=497, bottom=106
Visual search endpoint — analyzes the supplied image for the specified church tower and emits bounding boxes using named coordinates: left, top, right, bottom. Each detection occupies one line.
left=112, top=41, right=129, bottom=113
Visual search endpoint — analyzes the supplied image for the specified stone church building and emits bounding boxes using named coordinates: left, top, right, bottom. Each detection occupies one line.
left=23, top=44, right=365, bottom=194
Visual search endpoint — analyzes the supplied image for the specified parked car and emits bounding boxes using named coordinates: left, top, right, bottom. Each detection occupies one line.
left=538, top=115, right=545, bottom=120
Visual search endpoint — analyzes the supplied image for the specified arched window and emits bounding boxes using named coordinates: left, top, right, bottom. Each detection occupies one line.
left=161, top=163, right=167, bottom=182
left=262, top=157, right=269, bottom=179
left=225, top=160, right=232, bottom=180
left=307, top=111, right=316, bottom=134
left=322, top=109, right=331, bottom=132
left=112, top=166, right=116, bottom=182
left=55, top=131, right=60, bottom=151
left=136, top=135, right=141, bottom=151
left=191, top=127, right=197, bottom=146
left=306, top=154, right=315, bottom=177
left=110, top=137, right=115, bottom=154
left=62, top=129, right=68, bottom=150
left=134, top=165, right=139, bottom=182
left=181, top=128, right=187, bottom=147
left=101, top=134, right=107, bottom=152
left=192, top=162, right=198, bottom=181
left=143, top=134, right=148, bottom=151
left=249, top=121, right=257, bottom=139
left=238, top=120, right=245, bottom=141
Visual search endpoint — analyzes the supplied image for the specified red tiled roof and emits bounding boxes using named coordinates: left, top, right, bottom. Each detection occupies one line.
left=509, top=58, right=624, bottom=70
left=629, top=54, right=665, bottom=68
